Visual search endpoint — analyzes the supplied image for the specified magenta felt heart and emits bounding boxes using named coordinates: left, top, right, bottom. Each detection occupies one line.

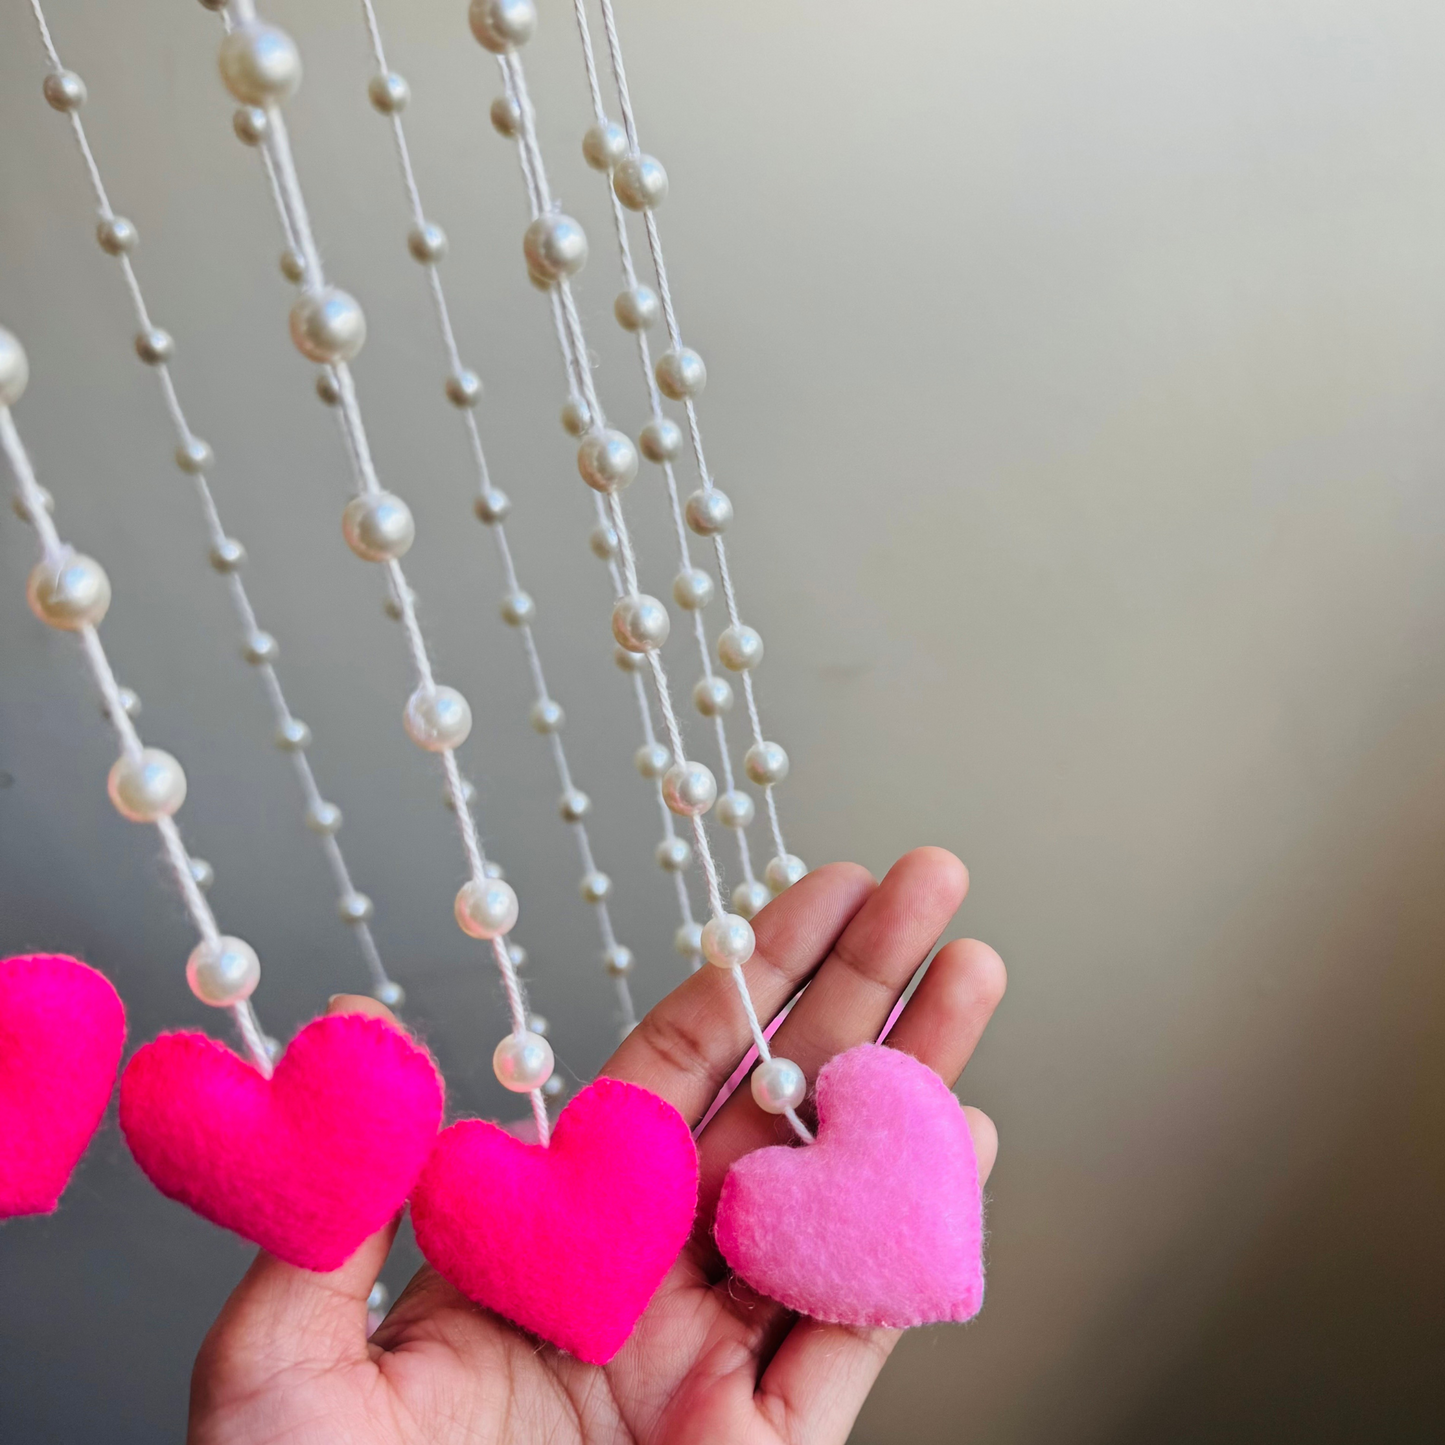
left=715, top=1043, right=984, bottom=1328
left=119, top=1013, right=443, bottom=1271
left=0, top=954, right=126, bottom=1218
left=412, top=1077, right=698, bottom=1364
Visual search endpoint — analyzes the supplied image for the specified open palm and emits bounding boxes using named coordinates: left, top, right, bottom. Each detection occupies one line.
left=189, top=848, right=1005, bottom=1445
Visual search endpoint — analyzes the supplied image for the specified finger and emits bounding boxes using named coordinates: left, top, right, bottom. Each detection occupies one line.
left=602, top=862, right=876, bottom=1124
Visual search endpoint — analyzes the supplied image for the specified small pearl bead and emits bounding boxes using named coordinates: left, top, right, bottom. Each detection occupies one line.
left=685, top=487, right=733, bottom=536
left=693, top=674, right=733, bottom=717
left=656, top=347, right=706, bottom=399
left=0, top=328, right=31, bottom=406
left=367, top=1281, right=391, bottom=1316
left=218, top=23, right=302, bottom=106
left=102, top=686, right=141, bottom=722
left=528, top=1013, right=549, bottom=1037
left=96, top=216, right=138, bottom=256
left=751, top=1057, right=806, bottom=1114
left=186, top=936, right=261, bottom=1007
left=508, top=941, right=527, bottom=969
left=43, top=70, right=87, bottom=113
left=27, top=553, right=111, bottom=630
left=634, top=741, right=671, bottom=778
left=582, top=121, right=629, bottom=170
left=492, top=1030, right=553, bottom=1091
left=279, top=248, right=307, bottom=284
left=589, top=523, right=619, bottom=560
left=233, top=105, right=270, bottom=146
left=560, top=397, right=592, bottom=437
left=500, top=590, right=535, bottom=626
left=639, top=417, right=683, bottom=463
left=469, top=0, right=538, bottom=53
left=702, top=912, right=755, bottom=969
left=672, top=567, right=714, bottom=611
left=175, top=437, right=213, bottom=474
left=530, top=698, right=565, bottom=734
left=655, top=835, right=692, bottom=872
left=718, top=623, right=765, bottom=672
left=675, top=921, right=704, bottom=957
left=579, top=870, right=612, bottom=904
left=716, top=789, right=755, bottom=829
left=306, top=799, right=343, bottom=834
left=578, top=429, right=639, bottom=492
left=368, top=71, right=409, bottom=114
left=404, top=684, right=472, bottom=752
left=490, top=95, right=521, bottom=136
left=447, top=370, right=483, bottom=407
left=613, top=154, right=669, bottom=211
left=290, top=288, right=367, bottom=364
left=135, top=328, right=174, bottom=366
left=484, top=860, right=506, bottom=879
left=339, top=891, right=374, bottom=924
left=444, top=778, right=477, bottom=811
left=188, top=856, right=215, bottom=891
left=242, top=630, right=278, bottom=665
left=765, top=854, right=807, bottom=893
left=662, top=760, right=717, bottom=817
left=12, top=485, right=53, bottom=524
left=559, top=788, right=591, bottom=822
left=602, top=944, right=635, bottom=977
left=614, top=286, right=660, bottom=332
left=745, top=740, right=790, bottom=786
left=732, top=878, right=772, bottom=919
left=408, top=221, right=448, bottom=264
left=107, top=748, right=187, bottom=822
left=615, top=644, right=647, bottom=673
left=523, top=213, right=588, bottom=283
left=376, top=980, right=406, bottom=1008
left=474, top=487, right=511, bottom=524
left=542, top=1073, right=565, bottom=1100
left=342, top=491, right=415, bottom=561
left=275, top=717, right=311, bottom=751
left=455, top=877, right=519, bottom=938
left=612, top=594, right=670, bottom=652
left=315, top=370, right=342, bottom=406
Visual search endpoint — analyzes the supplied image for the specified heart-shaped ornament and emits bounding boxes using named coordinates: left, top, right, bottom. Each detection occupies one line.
left=1, top=954, right=126, bottom=1218
left=412, top=1077, right=698, bottom=1365
left=715, top=1042, right=984, bottom=1328
left=119, top=1013, right=443, bottom=1271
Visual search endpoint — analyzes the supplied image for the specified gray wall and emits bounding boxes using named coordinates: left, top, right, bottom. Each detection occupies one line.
left=3, top=1, right=1443, bottom=1440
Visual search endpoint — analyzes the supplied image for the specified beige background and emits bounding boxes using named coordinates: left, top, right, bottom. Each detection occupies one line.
left=2, top=0, right=1443, bottom=1439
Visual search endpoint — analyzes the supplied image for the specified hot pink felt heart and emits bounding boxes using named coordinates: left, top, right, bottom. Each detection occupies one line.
left=119, top=1013, right=443, bottom=1271
left=1, top=954, right=126, bottom=1218
left=412, top=1077, right=698, bottom=1364
left=715, top=1042, right=985, bottom=1328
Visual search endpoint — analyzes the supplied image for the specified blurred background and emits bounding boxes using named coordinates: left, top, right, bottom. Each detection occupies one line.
left=3, top=0, right=1444, bottom=1439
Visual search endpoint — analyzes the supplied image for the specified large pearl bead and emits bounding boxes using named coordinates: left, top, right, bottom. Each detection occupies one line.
left=470, top=0, right=538, bottom=53
left=675, top=922, right=704, bottom=958
left=42, top=70, right=87, bottom=113
left=672, top=567, right=714, bottom=611
left=693, top=674, right=734, bottom=717
left=218, top=23, right=302, bottom=106
left=491, top=95, right=521, bottom=136
left=582, top=121, right=628, bottom=171
left=523, top=214, right=587, bottom=283
left=0, top=327, right=30, bottom=406
left=578, top=430, right=638, bottom=492
left=662, top=760, right=717, bottom=816
left=751, top=1057, right=806, bottom=1114
left=561, top=397, right=592, bottom=437
left=716, top=789, right=755, bottom=829
left=732, top=878, right=771, bottom=919
left=96, top=216, right=139, bottom=256
left=602, top=944, right=635, bottom=977
left=745, top=741, right=790, bottom=786
left=765, top=854, right=807, bottom=893
left=407, top=221, right=448, bottom=264
left=529, top=698, right=565, bottom=734
left=368, top=71, right=409, bottom=114
left=579, top=870, right=612, bottom=904
left=612, top=594, right=670, bottom=652
left=107, top=748, right=187, bottom=822
left=639, top=417, right=683, bottom=463
left=27, top=553, right=111, bottom=630
left=614, top=286, right=660, bottom=332
left=613, top=154, right=669, bottom=211
left=342, top=492, right=415, bottom=561
left=685, top=487, right=733, bottom=536
left=718, top=623, right=764, bottom=672
left=404, top=684, right=472, bottom=751
left=186, top=935, right=261, bottom=1006
left=589, top=523, right=620, bottom=560
left=702, top=912, right=755, bottom=969
left=655, top=835, right=692, bottom=872
left=492, top=1029, right=553, bottom=1091
left=290, top=288, right=367, bottom=363
left=634, top=741, right=671, bottom=778
left=559, top=787, right=591, bottom=822
left=455, top=877, right=519, bottom=938
left=656, top=347, right=706, bottom=399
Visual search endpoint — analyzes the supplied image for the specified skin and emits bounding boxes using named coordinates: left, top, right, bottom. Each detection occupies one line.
left=190, top=847, right=1005, bottom=1445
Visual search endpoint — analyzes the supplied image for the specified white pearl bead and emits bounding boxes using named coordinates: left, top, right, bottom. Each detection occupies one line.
left=751, top=1057, right=806, bottom=1114
left=745, top=741, right=790, bottom=786
left=473, top=487, right=511, bottom=524
left=376, top=980, right=406, bottom=1008
left=175, top=437, right=213, bottom=475
left=559, top=787, right=591, bottom=822
left=500, top=590, right=535, bottom=626
left=280, top=248, right=307, bottom=284
left=702, top=912, right=755, bottom=969
left=523, top=213, right=588, bottom=283
left=527, top=1013, right=548, bottom=1036
left=718, top=623, right=765, bottom=672
left=530, top=698, right=565, bottom=734
left=342, top=492, right=415, bottom=561
left=27, top=553, right=111, bottom=630
left=693, top=674, right=734, bottom=717
left=583, top=121, right=629, bottom=170
left=404, top=685, right=472, bottom=752
left=662, top=760, right=717, bottom=816
left=508, top=941, right=527, bottom=969
left=275, top=717, right=311, bottom=751
left=446, top=370, right=482, bottom=408
left=444, top=778, right=477, bottom=812
left=603, top=944, right=635, bottom=977
left=306, top=799, right=343, bottom=834
left=655, top=835, right=692, bottom=872
left=484, top=860, right=506, bottom=879
left=0, top=328, right=30, bottom=407
left=589, top=524, right=620, bottom=560
left=233, top=105, right=270, bottom=146
left=613, top=154, right=669, bottom=211
left=470, top=0, right=538, bottom=53
left=732, top=878, right=772, bottom=919
left=675, top=920, right=704, bottom=957
left=765, top=854, right=807, bottom=893
left=338, top=891, right=374, bottom=923
left=639, top=417, right=683, bottom=463
left=12, top=485, right=54, bottom=524
left=614, top=286, right=660, bottom=332
left=186, top=935, right=261, bottom=1007
left=368, top=71, right=409, bottom=114
left=107, top=748, right=187, bottom=822
left=490, top=95, right=521, bottom=136
left=672, top=567, right=714, bottom=611
left=579, top=870, right=612, bottom=903
left=615, top=644, right=647, bottom=674
left=408, top=221, right=449, bottom=264
left=656, top=347, right=706, bottom=399
left=542, top=1073, right=565, bottom=1100
left=612, top=594, right=670, bottom=652
left=634, top=741, right=671, bottom=778
left=102, top=686, right=141, bottom=723
left=242, top=630, right=278, bottom=665
left=455, top=877, right=519, bottom=938
left=561, top=397, right=592, bottom=437
left=315, top=369, right=342, bottom=406
left=218, top=23, right=302, bottom=106
left=97, top=216, right=138, bottom=256
left=578, top=429, right=639, bottom=492
left=135, top=328, right=174, bottom=366
left=290, top=288, right=367, bottom=364
left=492, top=1029, right=553, bottom=1091
left=716, top=789, right=755, bottom=829
left=188, top=856, right=215, bottom=891
left=685, top=487, right=733, bottom=536
left=43, top=70, right=87, bottom=113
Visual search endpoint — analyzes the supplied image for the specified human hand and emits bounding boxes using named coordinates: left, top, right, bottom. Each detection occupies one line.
left=189, top=847, right=1005, bottom=1445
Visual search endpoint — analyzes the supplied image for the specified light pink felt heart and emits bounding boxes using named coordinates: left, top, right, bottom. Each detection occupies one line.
left=411, top=1077, right=698, bottom=1364
left=119, top=1013, right=444, bottom=1272
left=715, top=1042, right=984, bottom=1328
left=0, top=954, right=126, bottom=1218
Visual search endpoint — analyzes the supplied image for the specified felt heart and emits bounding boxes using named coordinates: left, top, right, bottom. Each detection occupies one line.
left=715, top=1043, right=984, bottom=1328
left=411, top=1077, right=698, bottom=1364
left=119, top=1013, right=444, bottom=1271
left=0, top=954, right=126, bottom=1218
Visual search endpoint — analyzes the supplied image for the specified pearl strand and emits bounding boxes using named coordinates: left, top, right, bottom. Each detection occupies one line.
left=24, top=0, right=404, bottom=1009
